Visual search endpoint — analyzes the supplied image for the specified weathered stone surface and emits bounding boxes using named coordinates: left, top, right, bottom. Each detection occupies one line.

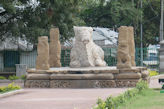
left=115, top=73, right=141, bottom=79
left=36, top=36, right=50, bottom=70
left=135, top=67, right=147, bottom=71
left=128, top=27, right=136, bottom=66
left=50, top=74, right=114, bottom=80
left=50, top=80, right=116, bottom=88
left=26, top=74, right=50, bottom=80
left=27, top=67, right=119, bottom=74
left=141, top=70, right=150, bottom=78
left=25, top=80, right=50, bottom=88
left=117, top=26, right=131, bottom=69
left=116, top=79, right=140, bottom=87
left=142, top=77, right=150, bottom=83
left=70, top=26, right=106, bottom=68
left=49, top=28, right=61, bottom=67
left=119, top=68, right=140, bottom=73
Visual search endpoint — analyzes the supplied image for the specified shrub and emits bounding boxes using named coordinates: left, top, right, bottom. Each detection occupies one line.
left=0, top=76, right=6, bottom=80
left=148, top=69, right=159, bottom=77
left=136, top=80, right=149, bottom=92
left=8, top=75, right=19, bottom=80
left=20, top=75, right=26, bottom=80
left=0, top=82, right=21, bottom=93
left=94, top=80, right=149, bottom=109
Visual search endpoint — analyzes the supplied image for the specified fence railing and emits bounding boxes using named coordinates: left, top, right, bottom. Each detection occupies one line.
left=0, top=47, right=159, bottom=73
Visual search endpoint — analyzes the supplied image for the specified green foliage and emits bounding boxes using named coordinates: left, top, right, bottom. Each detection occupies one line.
left=93, top=80, right=149, bottom=109
left=0, top=0, right=85, bottom=43
left=119, top=89, right=164, bottom=109
left=0, top=82, right=21, bottom=93
left=20, top=75, right=26, bottom=80
left=0, top=76, right=7, bottom=80
left=136, top=80, right=149, bottom=92
left=81, top=0, right=160, bottom=47
left=8, top=75, right=19, bottom=80
left=148, top=69, right=159, bottom=77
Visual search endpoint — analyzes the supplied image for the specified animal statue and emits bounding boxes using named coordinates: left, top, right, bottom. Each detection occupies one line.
left=70, top=26, right=106, bottom=68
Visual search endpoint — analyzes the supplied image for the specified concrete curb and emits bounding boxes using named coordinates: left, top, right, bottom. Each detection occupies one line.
left=0, top=80, right=24, bottom=83
left=0, top=89, right=24, bottom=99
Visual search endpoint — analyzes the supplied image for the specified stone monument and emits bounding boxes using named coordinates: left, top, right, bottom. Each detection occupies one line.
left=49, top=27, right=61, bottom=67
left=117, top=26, right=132, bottom=69
left=36, top=36, right=50, bottom=70
left=70, top=26, right=106, bottom=67
left=128, top=26, right=136, bottom=66
left=25, top=26, right=149, bottom=88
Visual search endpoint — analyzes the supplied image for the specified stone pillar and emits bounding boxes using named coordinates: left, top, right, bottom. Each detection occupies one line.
left=36, top=36, right=50, bottom=70
left=128, top=26, right=136, bottom=66
left=159, top=40, right=164, bottom=72
left=49, top=28, right=61, bottom=67
left=117, top=26, right=132, bottom=69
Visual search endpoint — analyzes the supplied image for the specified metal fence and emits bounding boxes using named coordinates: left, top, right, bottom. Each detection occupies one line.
left=0, top=47, right=159, bottom=73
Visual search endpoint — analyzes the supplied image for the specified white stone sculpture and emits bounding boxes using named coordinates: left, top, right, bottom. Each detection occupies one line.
left=70, top=26, right=107, bottom=68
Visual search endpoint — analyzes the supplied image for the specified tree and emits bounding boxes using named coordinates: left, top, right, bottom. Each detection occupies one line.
left=81, top=0, right=160, bottom=47
left=0, top=0, right=85, bottom=43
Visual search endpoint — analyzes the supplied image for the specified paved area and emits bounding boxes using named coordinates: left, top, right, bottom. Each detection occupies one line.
left=0, top=75, right=163, bottom=109
left=0, top=88, right=128, bottom=109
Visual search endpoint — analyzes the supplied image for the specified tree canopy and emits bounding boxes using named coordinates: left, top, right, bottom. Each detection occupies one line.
left=81, top=0, right=160, bottom=47
left=0, top=0, right=161, bottom=47
left=0, top=0, right=85, bottom=43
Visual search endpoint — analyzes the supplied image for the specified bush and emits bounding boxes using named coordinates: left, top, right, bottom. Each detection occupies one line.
left=0, top=76, right=6, bottom=80
left=8, top=75, right=19, bottom=80
left=136, top=80, right=149, bottom=92
left=148, top=69, right=159, bottom=77
left=0, top=82, right=21, bottom=93
left=20, top=75, right=26, bottom=80
left=93, top=80, right=149, bottom=109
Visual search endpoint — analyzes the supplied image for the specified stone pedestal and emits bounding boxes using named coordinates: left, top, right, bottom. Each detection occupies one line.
left=159, top=40, right=164, bottom=73
left=25, top=67, right=149, bottom=88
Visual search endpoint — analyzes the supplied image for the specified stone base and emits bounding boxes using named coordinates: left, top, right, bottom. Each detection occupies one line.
left=25, top=67, right=149, bottom=88
left=51, top=80, right=116, bottom=88
left=115, top=79, right=140, bottom=87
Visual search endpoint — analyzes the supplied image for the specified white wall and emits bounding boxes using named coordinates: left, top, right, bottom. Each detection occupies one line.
left=20, top=50, right=37, bottom=68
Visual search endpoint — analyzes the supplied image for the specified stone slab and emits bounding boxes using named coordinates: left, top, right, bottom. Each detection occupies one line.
left=115, top=73, right=141, bottom=79
left=26, top=74, right=50, bottom=80
left=50, top=80, right=116, bottom=88
left=134, top=67, right=147, bottom=71
left=50, top=74, right=114, bottom=80
left=27, top=67, right=119, bottom=74
left=119, top=68, right=140, bottom=73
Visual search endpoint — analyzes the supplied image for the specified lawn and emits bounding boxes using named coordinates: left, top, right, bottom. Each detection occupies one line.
left=119, top=89, right=164, bottom=109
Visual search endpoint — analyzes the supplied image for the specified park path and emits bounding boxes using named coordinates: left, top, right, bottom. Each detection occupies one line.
left=0, top=88, right=128, bottom=109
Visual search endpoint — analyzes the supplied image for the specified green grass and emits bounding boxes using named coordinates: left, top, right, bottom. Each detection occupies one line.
left=119, top=89, right=164, bottom=109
